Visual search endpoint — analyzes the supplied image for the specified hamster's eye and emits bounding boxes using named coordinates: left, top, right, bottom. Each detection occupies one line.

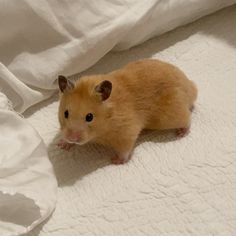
left=85, top=113, right=93, bottom=122
left=64, top=110, right=69, bottom=119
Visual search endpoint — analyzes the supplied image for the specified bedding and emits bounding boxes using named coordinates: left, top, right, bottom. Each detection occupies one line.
left=1, top=1, right=236, bottom=235
left=0, top=0, right=235, bottom=113
left=0, top=93, right=57, bottom=236
left=25, top=5, right=236, bottom=236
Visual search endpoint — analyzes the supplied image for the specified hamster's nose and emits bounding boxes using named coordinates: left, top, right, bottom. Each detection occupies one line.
left=66, top=130, right=81, bottom=142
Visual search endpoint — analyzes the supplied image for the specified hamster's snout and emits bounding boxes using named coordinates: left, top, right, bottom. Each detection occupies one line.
left=64, top=130, right=81, bottom=143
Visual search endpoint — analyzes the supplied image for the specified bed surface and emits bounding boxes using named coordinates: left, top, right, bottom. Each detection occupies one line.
left=24, top=6, right=236, bottom=236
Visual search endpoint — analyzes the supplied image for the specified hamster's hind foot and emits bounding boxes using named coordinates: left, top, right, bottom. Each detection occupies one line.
left=111, top=156, right=126, bottom=165
left=176, top=127, right=189, bottom=137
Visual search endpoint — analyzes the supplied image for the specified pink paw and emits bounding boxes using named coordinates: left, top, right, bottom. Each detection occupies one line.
left=57, top=139, right=75, bottom=151
left=111, top=156, right=126, bottom=165
left=176, top=127, right=189, bottom=137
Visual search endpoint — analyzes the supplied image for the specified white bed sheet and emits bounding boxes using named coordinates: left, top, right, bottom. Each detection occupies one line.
left=24, top=5, right=236, bottom=236
left=1, top=1, right=236, bottom=235
left=0, top=0, right=235, bottom=113
left=0, top=94, right=57, bottom=236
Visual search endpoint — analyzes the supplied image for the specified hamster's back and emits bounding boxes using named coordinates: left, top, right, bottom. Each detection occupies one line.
left=108, top=59, right=197, bottom=129
left=110, top=59, right=197, bottom=107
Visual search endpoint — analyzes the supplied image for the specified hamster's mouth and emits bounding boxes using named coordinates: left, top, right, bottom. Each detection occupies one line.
left=65, top=138, right=87, bottom=146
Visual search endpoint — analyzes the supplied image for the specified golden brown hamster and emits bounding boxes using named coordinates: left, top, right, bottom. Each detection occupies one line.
left=58, top=59, right=197, bottom=164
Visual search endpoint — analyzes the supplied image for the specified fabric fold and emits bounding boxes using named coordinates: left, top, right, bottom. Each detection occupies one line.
left=1, top=0, right=235, bottom=113
left=0, top=93, right=57, bottom=236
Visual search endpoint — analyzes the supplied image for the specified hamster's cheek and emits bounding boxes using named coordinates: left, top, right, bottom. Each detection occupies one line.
left=81, top=130, right=93, bottom=144
left=61, top=128, right=68, bottom=139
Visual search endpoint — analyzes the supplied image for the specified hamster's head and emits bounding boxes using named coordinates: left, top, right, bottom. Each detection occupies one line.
left=58, top=75, right=112, bottom=145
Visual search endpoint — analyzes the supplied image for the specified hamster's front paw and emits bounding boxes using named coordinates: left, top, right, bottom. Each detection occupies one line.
left=111, top=152, right=130, bottom=165
left=57, top=139, right=75, bottom=151
left=176, top=127, right=189, bottom=137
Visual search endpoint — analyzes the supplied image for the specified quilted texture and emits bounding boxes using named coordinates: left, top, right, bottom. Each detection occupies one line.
left=25, top=6, right=236, bottom=236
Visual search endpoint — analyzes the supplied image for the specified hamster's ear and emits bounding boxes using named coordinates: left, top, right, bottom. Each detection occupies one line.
left=58, top=75, right=74, bottom=93
left=95, top=80, right=112, bottom=101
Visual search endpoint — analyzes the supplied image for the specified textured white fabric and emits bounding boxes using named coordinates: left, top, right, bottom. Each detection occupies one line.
left=24, top=5, right=236, bottom=236
left=0, top=93, right=57, bottom=236
left=0, top=0, right=235, bottom=113
left=1, top=2, right=236, bottom=236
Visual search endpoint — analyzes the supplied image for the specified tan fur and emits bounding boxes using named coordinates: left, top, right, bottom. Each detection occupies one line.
left=58, top=59, right=197, bottom=163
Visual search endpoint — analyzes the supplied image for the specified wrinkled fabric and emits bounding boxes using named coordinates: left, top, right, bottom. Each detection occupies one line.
left=0, top=93, right=57, bottom=236
left=0, top=0, right=235, bottom=112
left=1, top=1, right=236, bottom=235
left=26, top=5, right=236, bottom=235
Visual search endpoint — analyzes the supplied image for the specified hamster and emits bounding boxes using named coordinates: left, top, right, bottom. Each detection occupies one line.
left=57, top=59, right=197, bottom=164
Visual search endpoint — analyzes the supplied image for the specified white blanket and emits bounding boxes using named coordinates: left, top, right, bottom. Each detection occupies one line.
left=1, top=1, right=236, bottom=235
left=0, top=94, right=57, bottom=236
left=0, top=0, right=235, bottom=112
left=25, top=5, right=236, bottom=236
